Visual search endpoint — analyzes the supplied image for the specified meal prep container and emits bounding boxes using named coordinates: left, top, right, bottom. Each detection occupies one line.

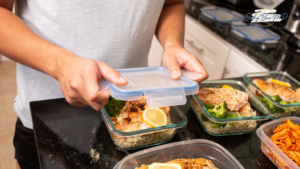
left=231, top=24, right=280, bottom=47
left=191, top=80, right=270, bottom=136
left=199, top=7, right=244, bottom=36
left=101, top=105, right=187, bottom=150
left=244, top=71, right=300, bottom=119
left=113, top=139, right=244, bottom=169
left=257, top=117, right=300, bottom=169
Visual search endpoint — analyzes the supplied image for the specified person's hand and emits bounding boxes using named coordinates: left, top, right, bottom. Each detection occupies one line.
left=54, top=56, right=128, bottom=111
left=162, top=45, right=209, bottom=82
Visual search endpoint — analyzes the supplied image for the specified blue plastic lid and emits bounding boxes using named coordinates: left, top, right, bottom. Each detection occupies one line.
left=201, top=7, right=244, bottom=24
left=98, top=67, right=199, bottom=108
left=231, top=25, right=280, bottom=43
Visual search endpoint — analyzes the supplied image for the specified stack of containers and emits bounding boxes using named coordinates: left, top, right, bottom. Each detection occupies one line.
left=100, top=67, right=199, bottom=150
left=191, top=80, right=270, bottom=136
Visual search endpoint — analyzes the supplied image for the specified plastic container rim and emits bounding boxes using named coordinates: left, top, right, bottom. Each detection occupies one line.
left=200, top=7, right=244, bottom=24
left=114, top=139, right=245, bottom=169
left=193, top=80, right=270, bottom=123
left=243, top=71, right=300, bottom=108
left=256, top=117, right=300, bottom=169
left=101, top=106, right=187, bottom=137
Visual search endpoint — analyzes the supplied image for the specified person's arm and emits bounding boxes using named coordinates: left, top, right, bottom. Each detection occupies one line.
left=0, top=1, right=127, bottom=110
left=156, top=0, right=209, bottom=82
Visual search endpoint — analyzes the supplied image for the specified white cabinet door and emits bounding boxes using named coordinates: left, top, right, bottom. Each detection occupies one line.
left=148, top=36, right=164, bottom=67
left=185, top=15, right=230, bottom=79
left=223, top=50, right=267, bottom=78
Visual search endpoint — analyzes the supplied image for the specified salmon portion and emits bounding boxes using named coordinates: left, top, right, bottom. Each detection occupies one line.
left=253, top=79, right=300, bottom=102
left=137, top=158, right=218, bottom=169
left=110, top=97, right=170, bottom=133
left=197, top=88, right=248, bottom=111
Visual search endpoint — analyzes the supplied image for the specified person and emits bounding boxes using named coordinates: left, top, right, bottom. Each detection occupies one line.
left=0, top=0, right=209, bottom=168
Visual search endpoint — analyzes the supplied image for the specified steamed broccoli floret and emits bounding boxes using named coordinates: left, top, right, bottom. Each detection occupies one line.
left=271, top=95, right=281, bottom=102
left=291, top=100, right=298, bottom=104
left=227, top=113, right=238, bottom=126
left=104, top=97, right=126, bottom=117
left=210, top=122, right=226, bottom=128
left=201, top=113, right=209, bottom=122
left=279, top=100, right=288, bottom=105
left=210, top=101, right=228, bottom=118
left=204, top=103, right=214, bottom=109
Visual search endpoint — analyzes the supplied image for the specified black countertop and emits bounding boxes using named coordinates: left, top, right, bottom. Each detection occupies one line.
left=31, top=77, right=278, bottom=169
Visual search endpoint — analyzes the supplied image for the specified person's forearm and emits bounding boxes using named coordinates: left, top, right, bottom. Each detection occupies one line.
left=155, top=0, right=185, bottom=50
left=0, top=7, right=75, bottom=79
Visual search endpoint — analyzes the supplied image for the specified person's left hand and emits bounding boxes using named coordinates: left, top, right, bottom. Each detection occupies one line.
left=162, top=45, right=209, bottom=83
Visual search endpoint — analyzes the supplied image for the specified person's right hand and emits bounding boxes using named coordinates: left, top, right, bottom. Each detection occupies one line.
left=54, top=56, right=128, bottom=111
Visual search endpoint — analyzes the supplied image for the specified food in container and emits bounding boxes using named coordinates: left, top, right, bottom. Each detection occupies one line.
left=137, top=158, right=218, bottom=169
left=100, top=67, right=199, bottom=150
left=244, top=71, right=300, bottom=119
left=257, top=117, right=300, bottom=169
left=191, top=80, right=270, bottom=136
left=113, top=139, right=244, bottom=169
left=102, top=97, right=183, bottom=150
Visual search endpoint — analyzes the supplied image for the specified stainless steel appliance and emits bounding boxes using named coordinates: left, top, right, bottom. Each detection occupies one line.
left=286, top=0, right=300, bottom=49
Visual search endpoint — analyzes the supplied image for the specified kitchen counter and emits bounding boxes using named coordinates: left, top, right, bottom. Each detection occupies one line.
left=31, top=77, right=277, bottom=169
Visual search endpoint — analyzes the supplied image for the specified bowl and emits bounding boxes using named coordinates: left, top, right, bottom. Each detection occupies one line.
left=191, top=80, right=270, bottom=136
left=113, top=139, right=244, bottom=169
left=256, top=117, right=300, bottom=169
left=101, top=105, right=187, bottom=150
left=244, top=71, right=300, bottom=119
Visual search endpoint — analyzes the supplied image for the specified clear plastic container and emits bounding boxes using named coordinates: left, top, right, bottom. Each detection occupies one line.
left=191, top=80, right=270, bottom=136
left=101, top=105, right=187, bottom=150
left=256, top=117, right=300, bottom=169
left=244, top=71, right=300, bottom=119
left=113, top=139, right=244, bottom=169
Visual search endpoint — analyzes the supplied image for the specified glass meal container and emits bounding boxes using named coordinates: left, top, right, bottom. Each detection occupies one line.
left=113, top=139, right=244, bottom=169
left=257, top=117, right=300, bottom=169
left=244, top=71, right=300, bottom=119
left=191, top=80, right=270, bottom=136
left=99, top=67, right=199, bottom=150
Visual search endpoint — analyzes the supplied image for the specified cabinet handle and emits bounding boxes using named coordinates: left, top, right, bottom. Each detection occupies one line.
left=185, top=39, right=204, bottom=54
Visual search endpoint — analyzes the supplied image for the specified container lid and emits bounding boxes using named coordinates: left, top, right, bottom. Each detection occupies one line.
left=231, top=25, right=280, bottom=43
left=201, top=7, right=244, bottom=24
left=98, top=67, right=199, bottom=108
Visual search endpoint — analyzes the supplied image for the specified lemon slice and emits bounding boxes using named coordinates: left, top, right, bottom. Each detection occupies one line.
left=143, top=108, right=167, bottom=127
left=271, top=79, right=291, bottom=88
left=222, top=85, right=233, bottom=89
left=148, top=163, right=182, bottom=169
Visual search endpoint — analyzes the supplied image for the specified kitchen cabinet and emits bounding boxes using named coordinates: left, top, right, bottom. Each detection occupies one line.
left=148, top=36, right=164, bottom=67
left=185, top=15, right=230, bottom=80
left=223, top=49, right=267, bottom=78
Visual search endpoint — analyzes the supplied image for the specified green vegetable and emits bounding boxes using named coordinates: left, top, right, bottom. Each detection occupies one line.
left=201, top=113, right=209, bottom=122
left=210, top=101, right=228, bottom=118
left=271, top=95, right=281, bottom=102
left=226, top=113, right=238, bottom=126
left=104, top=97, right=126, bottom=117
left=210, top=122, right=226, bottom=128
left=291, top=100, right=298, bottom=104
left=204, top=103, right=214, bottom=109
left=258, top=95, right=289, bottom=114
left=279, top=100, right=288, bottom=105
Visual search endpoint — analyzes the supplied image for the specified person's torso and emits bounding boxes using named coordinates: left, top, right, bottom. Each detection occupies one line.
left=14, top=0, right=165, bottom=129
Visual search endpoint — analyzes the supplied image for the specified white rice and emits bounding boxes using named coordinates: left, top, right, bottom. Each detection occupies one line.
left=248, top=84, right=299, bottom=119
left=191, top=98, right=257, bottom=135
left=108, top=116, right=175, bottom=149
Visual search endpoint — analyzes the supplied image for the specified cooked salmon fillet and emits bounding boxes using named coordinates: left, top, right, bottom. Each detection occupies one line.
left=137, top=158, right=218, bottom=169
left=197, top=88, right=248, bottom=111
left=253, top=79, right=300, bottom=103
left=110, top=97, right=170, bottom=133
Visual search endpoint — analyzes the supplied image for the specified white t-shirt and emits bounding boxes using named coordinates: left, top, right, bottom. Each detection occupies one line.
left=14, top=0, right=164, bottom=129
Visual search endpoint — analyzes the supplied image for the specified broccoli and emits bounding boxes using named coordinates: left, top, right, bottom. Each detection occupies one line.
left=210, top=122, right=226, bottom=128
left=104, top=97, right=126, bottom=117
left=279, top=100, right=288, bottom=105
left=271, top=95, right=281, bottom=102
left=291, top=100, right=298, bottom=104
left=226, top=113, right=238, bottom=126
left=210, top=101, right=228, bottom=118
left=201, top=113, right=209, bottom=122
left=290, top=100, right=300, bottom=111
left=204, top=103, right=214, bottom=109
left=259, top=96, right=289, bottom=114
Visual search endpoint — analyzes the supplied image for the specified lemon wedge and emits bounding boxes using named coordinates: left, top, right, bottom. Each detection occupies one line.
left=143, top=108, right=167, bottom=127
left=271, top=79, right=291, bottom=88
left=148, top=163, right=182, bottom=169
left=222, top=85, right=233, bottom=89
